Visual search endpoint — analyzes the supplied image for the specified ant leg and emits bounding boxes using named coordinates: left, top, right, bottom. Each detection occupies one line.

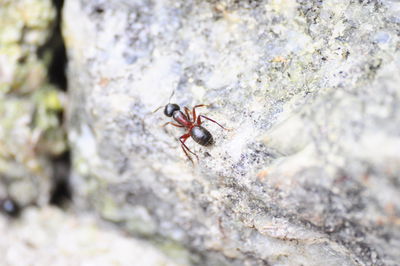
left=183, top=107, right=192, bottom=122
left=181, top=145, right=194, bottom=164
left=197, top=115, right=228, bottom=130
left=179, top=134, right=194, bottom=163
left=191, top=104, right=209, bottom=122
left=162, top=122, right=184, bottom=128
left=179, top=133, right=199, bottom=162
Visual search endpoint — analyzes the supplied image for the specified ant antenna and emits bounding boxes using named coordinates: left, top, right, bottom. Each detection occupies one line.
left=152, top=105, right=164, bottom=113
left=152, top=89, right=175, bottom=113
left=168, top=89, right=175, bottom=102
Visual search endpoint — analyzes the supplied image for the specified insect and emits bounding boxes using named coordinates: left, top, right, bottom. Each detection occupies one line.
left=156, top=103, right=227, bottom=163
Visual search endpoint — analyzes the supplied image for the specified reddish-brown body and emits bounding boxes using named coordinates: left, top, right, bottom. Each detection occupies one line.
left=160, top=103, right=227, bottom=163
left=172, top=111, right=192, bottom=128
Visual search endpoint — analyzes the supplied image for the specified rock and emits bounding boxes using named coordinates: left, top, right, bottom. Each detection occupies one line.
left=0, top=0, right=66, bottom=206
left=64, top=0, right=400, bottom=265
left=0, top=206, right=185, bottom=266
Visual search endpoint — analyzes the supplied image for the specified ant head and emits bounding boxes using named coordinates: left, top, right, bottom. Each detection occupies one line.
left=164, top=103, right=180, bottom=117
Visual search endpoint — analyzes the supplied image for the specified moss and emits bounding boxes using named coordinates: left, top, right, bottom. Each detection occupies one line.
left=32, top=87, right=66, bottom=155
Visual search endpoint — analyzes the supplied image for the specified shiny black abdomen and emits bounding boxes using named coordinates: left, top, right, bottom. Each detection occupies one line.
left=190, top=126, right=213, bottom=146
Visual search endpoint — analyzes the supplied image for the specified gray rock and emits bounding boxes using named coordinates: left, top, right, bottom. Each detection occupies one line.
left=0, top=207, right=184, bottom=266
left=64, top=0, right=400, bottom=265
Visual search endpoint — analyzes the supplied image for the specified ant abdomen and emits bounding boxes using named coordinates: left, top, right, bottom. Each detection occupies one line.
left=191, top=126, right=213, bottom=146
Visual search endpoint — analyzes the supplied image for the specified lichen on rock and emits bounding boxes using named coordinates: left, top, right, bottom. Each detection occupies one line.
left=0, top=0, right=66, bottom=206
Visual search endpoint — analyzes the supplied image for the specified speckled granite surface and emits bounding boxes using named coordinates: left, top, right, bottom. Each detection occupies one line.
left=62, top=0, right=400, bottom=265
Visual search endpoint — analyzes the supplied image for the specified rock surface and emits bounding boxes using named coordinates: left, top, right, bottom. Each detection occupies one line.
left=0, top=0, right=66, bottom=206
left=64, top=0, right=400, bottom=265
left=0, top=207, right=184, bottom=266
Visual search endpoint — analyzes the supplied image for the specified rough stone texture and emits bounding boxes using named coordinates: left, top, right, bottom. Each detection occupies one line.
left=64, top=0, right=400, bottom=265
left=0, top=207, right=185, bottom=266
left=0, top=0, right=66, bottom=206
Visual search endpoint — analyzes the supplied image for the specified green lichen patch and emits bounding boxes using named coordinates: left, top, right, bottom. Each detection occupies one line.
left=0, top=0, right=55, bottom=95
left=0, top=0, right=66, bottom=206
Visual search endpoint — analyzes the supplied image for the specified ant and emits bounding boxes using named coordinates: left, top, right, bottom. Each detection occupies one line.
left=155, top=103, right=227, bottom=163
